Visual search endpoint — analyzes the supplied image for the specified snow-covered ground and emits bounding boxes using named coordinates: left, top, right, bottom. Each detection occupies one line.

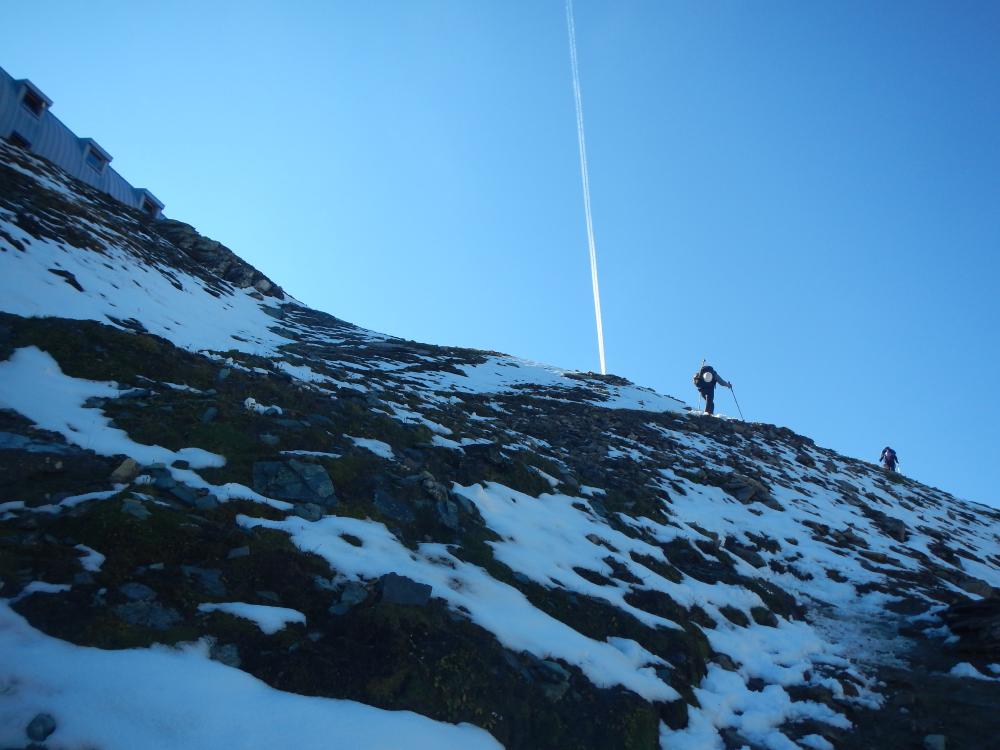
left=2, top=139, right=999, bottom=750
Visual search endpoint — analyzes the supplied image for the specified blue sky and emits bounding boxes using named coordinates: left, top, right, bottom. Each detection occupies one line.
left=4, top=1, right=999, bottom=506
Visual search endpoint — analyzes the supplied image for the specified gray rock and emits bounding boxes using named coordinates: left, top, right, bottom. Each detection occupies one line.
left=113, top=600, right=181, bottom=630
left=210, top=642, right=241, bottom=668
left=0, top=431, right=73, bottom=454
left=924, top=735, right=947, bottom=750
left=435, top=498, right=460, bottom=531
left=227, top=546, right=251, bottom=559
left=374, top=489, right=415, bottom=524
left=379, top=573, right=432, bottom=606
left=152, top=471, right=177, bottom=490
left=181, top=565, right=227, bottom=597
left=257, top=590, right=281, bottom=603
left=217, top=367, right=231, bottom=382
left=330, top=582, right=369, bottom=615
left=110, top=458, right=140, bottom=483
left=169, top=484, right=199, bottom=505
left=259, top=433, right=280, bottom=446
left=252, top=460, right=335, bottom=503
left=194, top=494, right=220, bottom=511
left=200, top=406, right=219, bottom=423
left=119, top=582, right=157, bottom=601
left=26, top=712, right=56, bottom=742
left=121, top=498, right=151, bottom=520
left=420, top=473, right=450, bottom=503
left=293, top=503, right=325, bottom=522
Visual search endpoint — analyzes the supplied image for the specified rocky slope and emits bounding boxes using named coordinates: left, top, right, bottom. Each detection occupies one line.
left=2, top=139, right=1000, bottom=750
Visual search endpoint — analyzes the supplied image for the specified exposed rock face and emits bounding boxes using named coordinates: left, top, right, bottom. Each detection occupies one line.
left=154, top=219, right=285, bottom=299
left=3, top=138, right=1000, bottom=750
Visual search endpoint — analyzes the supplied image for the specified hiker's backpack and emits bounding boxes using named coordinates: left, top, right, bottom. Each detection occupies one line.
left=883, top=448, right=897, bottom=464
left=693, top=367, right=712, bottom=391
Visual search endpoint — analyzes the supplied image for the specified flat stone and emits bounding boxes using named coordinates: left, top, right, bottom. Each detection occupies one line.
left=200, top=406, right=219, bottom=423
left=259, top=433, right=280, bottom=446
left=379, top=572, right=431, bottom=606
left=0, top=431, right=73, bottom=454
left=113, top=600, right=181, bottom=630
left=227, top=546, right=251, bottom=559
left=181, top=565, right=227, bottom=597
left=194, top=494, right=220, bottom=511
left=169, top=484, right=199, bottom=505
left=252, top=460, right=335, bottom=503
left=121, top=498, right=151, bottom=520
left=924, top=735, right=947, bottom=750
left=119, top=582, right=157, bottom=601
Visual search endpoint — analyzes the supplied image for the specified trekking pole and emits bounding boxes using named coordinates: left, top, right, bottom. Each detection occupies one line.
left=729, top=386, right=745, bottom=421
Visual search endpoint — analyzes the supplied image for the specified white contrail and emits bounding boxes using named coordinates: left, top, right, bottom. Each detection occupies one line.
left=566, top=0, right=607, bottom=376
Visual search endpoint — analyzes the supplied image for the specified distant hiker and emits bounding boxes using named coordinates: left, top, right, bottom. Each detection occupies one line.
left=693, top=363, right=731, bottom=416
left=880, top=446, right=899, bottom=472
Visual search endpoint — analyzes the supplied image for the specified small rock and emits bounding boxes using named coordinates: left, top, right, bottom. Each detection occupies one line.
left=200, top=406, right=219, bottom=423
left=152, top=471, right=177, bottom=490
left=109, top=458, right=140, bottom=483
left=257, top=590, right=281, bottom=603
left=26, top=712, right=56, bottom=742
left=435, top=498, right=460, bottom=530
left=113, top=600, right=181, bottom=630
left=169, top=484, right=198, bottom=505
left=293, top=503, right=325, bottom=522
left=217, top=367, right=231, bottom=382
left=119, top=582, right=157, bottom=601
left=181, top=566, right=227, bottom=597
left=330, top=584, right=368, bottom=615
left=194, top=494, right=220, bottom=511
left=120, top=498, right=151, bottom=520
left=924, top=735, right=947, bottom=750
left=378, top=573, right=432, bottom=606
left=172, top=459, right=190, bottom=470
left=227, top=546, right=251, bottom=559
left=259, top=433, right=280, bottom=446
left=210, top=642, right=241, bottom=668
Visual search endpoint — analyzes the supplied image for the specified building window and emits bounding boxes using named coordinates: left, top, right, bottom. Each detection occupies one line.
left=85, top=146, right=109, bottom=173
left=21, top=88, right=47, bottom=117
left=6, top=131, right=31, bottom=149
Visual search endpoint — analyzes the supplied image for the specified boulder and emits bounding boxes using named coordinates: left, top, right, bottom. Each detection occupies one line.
left=378, top=573, right=432, bottom=606
left=252, top=460, right=335, bottom=504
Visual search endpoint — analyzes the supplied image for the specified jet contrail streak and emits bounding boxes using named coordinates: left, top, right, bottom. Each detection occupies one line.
left=565, top=0, right=606, bottom=376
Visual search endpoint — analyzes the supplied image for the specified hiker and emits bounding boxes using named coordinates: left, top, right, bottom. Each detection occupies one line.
left=880, top=446, right=899, bottom=472
left=693, top=363, right=731, bottom=416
